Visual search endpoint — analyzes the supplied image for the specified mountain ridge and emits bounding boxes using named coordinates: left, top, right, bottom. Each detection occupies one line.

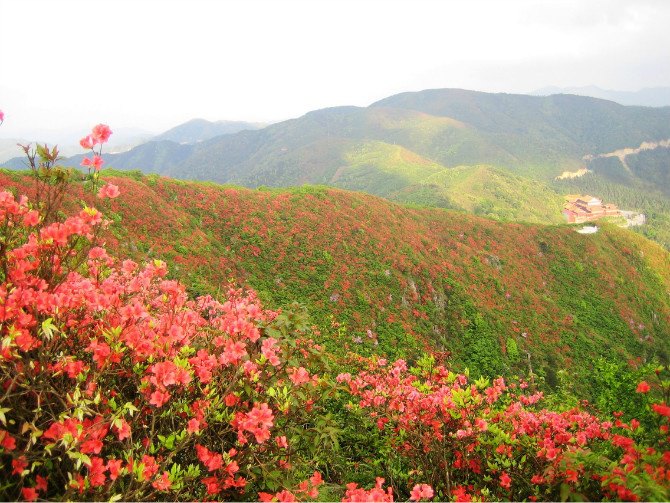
left=152, top=117, right=267, bottom=144
left=3, top=88, right=670, bottom=240
left=532, top=85, right=670, bottom=107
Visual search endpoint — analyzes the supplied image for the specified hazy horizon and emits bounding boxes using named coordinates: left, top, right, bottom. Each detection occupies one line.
left=1, top=0, right=669, bottom=141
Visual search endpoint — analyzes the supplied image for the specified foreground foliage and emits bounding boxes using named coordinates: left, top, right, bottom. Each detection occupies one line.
left=338, top=354, right=670, bottom=501
left=0, top=129, right=333, bottom=500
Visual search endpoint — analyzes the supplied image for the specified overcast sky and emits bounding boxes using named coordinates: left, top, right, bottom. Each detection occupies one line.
left=1, top=0, right=669, bottom=139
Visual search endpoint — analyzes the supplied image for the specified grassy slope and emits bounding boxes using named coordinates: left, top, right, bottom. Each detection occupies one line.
left=322, top=141, right=565, bottom=224
left=391, top=165, right=566, bottom=223
left=329, top=140, right=447, bottom=198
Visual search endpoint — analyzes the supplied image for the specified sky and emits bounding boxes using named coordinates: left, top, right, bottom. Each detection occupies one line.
left=1, top=0, right=669, bottom=140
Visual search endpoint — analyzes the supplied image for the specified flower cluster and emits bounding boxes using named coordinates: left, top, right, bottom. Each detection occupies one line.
left=339, top=357, right=670, bottom=501
left=342, top=478, right=394, bottom=502
left=79, top=123, right=118, bottom=198
left=0, top=185, right=329, bottom=501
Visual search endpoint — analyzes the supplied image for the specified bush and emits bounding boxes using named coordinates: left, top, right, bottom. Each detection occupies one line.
left=338, top=356, right=670, bottom=501
left=0, top=186, right=340, bottom=500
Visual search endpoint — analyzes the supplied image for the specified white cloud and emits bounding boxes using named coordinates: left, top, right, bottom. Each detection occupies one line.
left=0, top=0, right=668, bottom=139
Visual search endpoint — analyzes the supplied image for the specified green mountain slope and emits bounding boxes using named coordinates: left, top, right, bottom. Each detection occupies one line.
left=329, top=140, right=446, bottom=195
left=372, top=89, right=670, bottom=178
left=327, top=141, right=565, bottom=223
left=392, top=165, right=566, bottom=223
left=15, top=88, right=669, bottom=190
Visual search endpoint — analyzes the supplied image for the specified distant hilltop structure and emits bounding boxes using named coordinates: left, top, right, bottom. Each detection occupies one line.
left=563, top=195, right=620, bottom=224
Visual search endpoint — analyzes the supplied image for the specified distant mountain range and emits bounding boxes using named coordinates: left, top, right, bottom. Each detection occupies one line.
left=0, top=120, right=264, bottom=164
left=531, top=86, right=670, bottom=107
left=26, top=89, right=666, bottom=183
left=0, top=127, right=154, bottom=164
left=152, top=118, right=266, bottom=144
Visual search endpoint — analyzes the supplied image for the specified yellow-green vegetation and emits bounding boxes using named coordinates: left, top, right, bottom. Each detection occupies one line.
left=329, top=140, right=566, bottom=224
left=391, top=165, right=566, bottom=223
left=331, top=141, right=445, bottom=194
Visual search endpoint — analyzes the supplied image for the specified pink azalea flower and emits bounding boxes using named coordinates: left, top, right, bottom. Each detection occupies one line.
left=410, top=483, right=434, bottom=501
left=149, top=389, right=170, bottom=407
left=80, top=135, right=94, bottom=149
left=115, top=419, right=131, bottom=440
left=288, top=366, right=310, bottom=385
left=22, top=210, right=40, bottom=227
left=92, top=123, right=112, bottom=144
left=187, top=418, right=201, bottom=434
left=310, top=471, right=323, bottom=487
left=97, top=183, right=121, bottom=199
left=81, top=155, right=104, bottom=171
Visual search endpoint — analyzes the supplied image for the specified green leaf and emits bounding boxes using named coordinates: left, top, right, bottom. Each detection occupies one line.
left=41, top=318, right=58, bottom=340
left=123, top=402, right=139, bottom=416
left=36, top=144, right=49, bottom=161
left=560, top=483, right=570, bottom=502
left=67, top=451, right=92, bottom=470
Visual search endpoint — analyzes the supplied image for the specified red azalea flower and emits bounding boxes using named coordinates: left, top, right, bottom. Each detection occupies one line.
left=636, top=381, right=651, bottom=393
left=652, top=403, right=670, bottom=417
left=12, top=457, right=28, bottom=475
left=35, top=475, right=48, bottom=493
left=202, top=476, right=222, bottom=495
left=196, top=444, right=223, bottom=471
left=21, top=487, right=38, bottom=502
left=152, top=471, right=171, bottom=491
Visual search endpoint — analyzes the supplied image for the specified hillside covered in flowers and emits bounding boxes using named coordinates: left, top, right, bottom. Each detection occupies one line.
left=1, top=123, right=670, bottom=501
